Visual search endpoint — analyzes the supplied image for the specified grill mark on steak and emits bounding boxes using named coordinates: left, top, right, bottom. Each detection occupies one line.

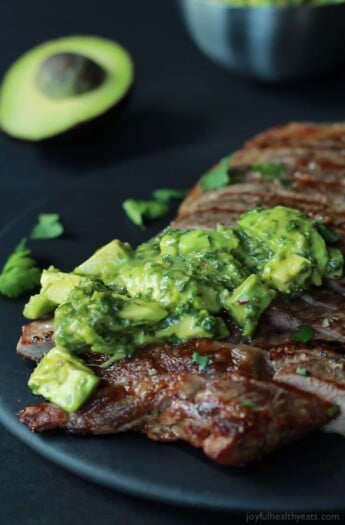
left=17, top=122, right=345, bottom=465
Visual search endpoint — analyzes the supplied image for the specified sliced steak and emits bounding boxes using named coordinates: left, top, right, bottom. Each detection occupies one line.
left=18, top=352, right=335, bottom=466
left=18, top=339, right=272, bottom=438
left=258, top=292, right=345, bottom=345
left=268, top=345, right=345, bottom=435
left=143, top=373, right=334, bottom=466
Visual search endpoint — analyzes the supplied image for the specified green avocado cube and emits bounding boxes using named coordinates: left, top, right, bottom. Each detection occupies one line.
left=223, top=274, right=275, bottom=338
left=159, top=233, right=179, bottom=258
left=178, top=230, right=210, bottom=255
left=74, top=239, right=132, bottom=283
left=261, top=253, right=311, bottom=293
left=119, top=299, right=168, bottom=323
left=23, top=294, right=56, bottom=319
left=28, top=346, right=100, bottom=413
left=24, top=269, right=83, bottom=319
left=209, top=226, right=239, bottom=251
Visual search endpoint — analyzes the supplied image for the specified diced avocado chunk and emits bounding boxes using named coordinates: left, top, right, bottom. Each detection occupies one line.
left=28, top=346, right=100, bottom=413
left=237, top=206, right=329, bottom=291
left=74, top=239, right=132, bottom=284
left=156, top=310, right=229, bottom=341
left=23, top=268, right=83, bottom=319
left=23, top=293, right=56, bottom=319
left=159, top=233, right=178, bottom=258
left=119, top=300, right=168, bottom=323
left=178, top=230, right=211, bottom=255
left=209, top=226, right=239, bottom=251
left=42, top=269, right=83, bottom=303
left=222, top=274, right=276, bottom=337
left=262, top=253, right=312, bottom=294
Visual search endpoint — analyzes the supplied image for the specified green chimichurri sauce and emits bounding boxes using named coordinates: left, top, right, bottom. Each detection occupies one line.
left=25, top=205, right=344, bottom=412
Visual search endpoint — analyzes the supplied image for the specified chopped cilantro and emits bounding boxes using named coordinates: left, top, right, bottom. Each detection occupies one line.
left=242, top=399, right=257, bottom=409
left=316, top=222, right=339, bottom=244
left=292, top=325, right=315, bottom=343
left=192, top=351, right=210, bottom=371
left=252, top=162, right=290, bottom=187
left=122, top=199, right=169, bottom=229
left=0, top=239, right=41, bottom=298
left=199, top=156, right=231, bottom=191
left=152, top=188, right=187, bottom=203
left=31, top=213, right=64, bottom=240
left=327, top=405, right=340, bottom=418
left=295, top=366, right=310, bottom=377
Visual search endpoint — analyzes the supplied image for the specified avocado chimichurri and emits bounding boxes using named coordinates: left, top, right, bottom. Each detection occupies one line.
left=25, top=205, right=344, bottom=412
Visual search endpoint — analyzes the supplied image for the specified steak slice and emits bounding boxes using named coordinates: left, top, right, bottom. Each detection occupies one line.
left=142, top=373, right=334, bottom=466
left=18, top=338, right=272, bottom=432
left=18, top=344, right=335, bottom=466
left=268, top=345, right=345, bottom=435
left=256, top=291, right=345, bottom=345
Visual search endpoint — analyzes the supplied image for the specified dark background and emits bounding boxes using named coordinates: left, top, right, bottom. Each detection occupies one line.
left=1, top=1, right=345, bottom=524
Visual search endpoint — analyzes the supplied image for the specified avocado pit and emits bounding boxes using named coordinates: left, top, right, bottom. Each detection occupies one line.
left=37, top=53, right=106, bottom=99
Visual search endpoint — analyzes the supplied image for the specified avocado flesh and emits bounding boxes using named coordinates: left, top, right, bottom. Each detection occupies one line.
left=28, top=346, right=100, bottom=413
left=24, top=268, right=83, bottom=319
left=0, top=36, right=133, bottom=140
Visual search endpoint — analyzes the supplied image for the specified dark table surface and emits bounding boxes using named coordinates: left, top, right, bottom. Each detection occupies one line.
left=1, top=1, right=345, bottom=524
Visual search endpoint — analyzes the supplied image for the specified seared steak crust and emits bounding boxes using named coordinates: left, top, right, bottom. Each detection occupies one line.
left=17, top=122, right=345, bottom=466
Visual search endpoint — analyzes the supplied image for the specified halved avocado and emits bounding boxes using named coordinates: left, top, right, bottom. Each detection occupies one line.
left=0, top=36, right=134, bottom=140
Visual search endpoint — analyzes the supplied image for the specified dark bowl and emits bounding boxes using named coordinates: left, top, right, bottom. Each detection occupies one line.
left=177, top=0, right=345, bottom=82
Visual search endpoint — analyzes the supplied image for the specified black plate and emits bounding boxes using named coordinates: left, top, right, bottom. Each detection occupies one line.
left=0, top=145, right=345, bottom=513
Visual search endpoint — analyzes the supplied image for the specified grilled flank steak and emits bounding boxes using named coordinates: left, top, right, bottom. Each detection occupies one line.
left=17, top=122, right=345, bottom=466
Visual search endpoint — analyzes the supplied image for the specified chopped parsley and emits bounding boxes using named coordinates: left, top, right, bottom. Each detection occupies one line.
left=0, top=239, right=41, bottom=298
left=152, top=188, right=187, bottom=203
left=31, top=213, right=64, bottom=240
left=242, top=399, right=257, bottom=409
left=192, top=351, right=211, bottom=371
left=251, top=162, right=290, bottom=187
left=316, top=222, right=339, bottom=244
left=295, top=366, right=310, bottom=377
left=327, top=405, right=340, bottom=418
left=122, top=199, right=169, bottom=229
left=199, top=156, right=231, bottom=191
left=292, top=325, right=315, bottom=344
